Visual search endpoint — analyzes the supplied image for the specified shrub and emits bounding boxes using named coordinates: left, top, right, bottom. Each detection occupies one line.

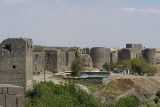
left=33, top=45, right=44, bottom=52
left=103, top=62, right=116, bottom=71
left=115, top=95, right=140, bottom=107
left=71, top=58, right=85, bottom=76
left=156, top=89, right=160, bottom=98
left=146, top=102, right=157, bottom=107
left=154, top=97, right=159, bottom=104
left=25, top=81, right=103, bottom=107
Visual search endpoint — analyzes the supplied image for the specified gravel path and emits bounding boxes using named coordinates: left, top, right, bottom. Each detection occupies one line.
left=33, top=74, right=60, bottom=84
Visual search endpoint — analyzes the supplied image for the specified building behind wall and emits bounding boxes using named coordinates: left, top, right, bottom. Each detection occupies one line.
left=0, top=38, right=33, bottom=90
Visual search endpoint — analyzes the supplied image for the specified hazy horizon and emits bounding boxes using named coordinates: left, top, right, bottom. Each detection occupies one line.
left=0, top=0, right=160, bottom=48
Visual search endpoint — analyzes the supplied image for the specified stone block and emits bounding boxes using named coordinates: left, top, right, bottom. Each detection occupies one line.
left=1, top=87, right=7, bottom=94
left=0, top=88, right=2, bottom=94
left=8, top=87, right=24, bottom=95
left=0, top=94, right=5, bottom=107
left=17, top=95, right=24, bottom=107
left=6, top=95, right=16, bottom=107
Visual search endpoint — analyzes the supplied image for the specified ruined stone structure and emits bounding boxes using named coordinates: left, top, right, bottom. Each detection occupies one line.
left=90, top=47, right=110, bottom=69
left=33, top=52, right=45, bottom=74
left=110, top=51, right=118, bottom=63
left=143, top=48, right=156, bottom=65
left=45, top=49, right=64, bottom=73
left=76, top=50, right=93, bottom=68
left=0, top=38, right=33, bottom=90
left=45, top=49, right=75, bottom=73
left=66, top=52, right=75, bottom=67
left=105, top=52, right=110, bottom=64
left=118, top=48, right=136, bottom=61
left=126, top=44, right=142, bottom=58
left=0, top=84, right=24, bottom=107
left=83, top=48, right=90, bottom=55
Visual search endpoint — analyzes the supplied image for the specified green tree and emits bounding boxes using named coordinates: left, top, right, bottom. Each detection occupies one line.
left=103, top=62, right=116, bottom=71
left=129, top=58, right=157, bottom=75
left=117, top=60, right=131, bottom=70
left=115, top=95, right=140, bottom=107
left=71, top=58, right=85, bottom=76
left=33, top=45, right=44, bottom=52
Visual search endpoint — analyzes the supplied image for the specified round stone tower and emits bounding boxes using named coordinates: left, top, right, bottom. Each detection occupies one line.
left=90, top=47, right=105, bottom=69
left=143, top=48, right=156, bottom=65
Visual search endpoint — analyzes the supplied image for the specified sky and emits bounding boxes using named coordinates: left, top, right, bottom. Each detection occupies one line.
left=0, top=0, right=160, bottom=48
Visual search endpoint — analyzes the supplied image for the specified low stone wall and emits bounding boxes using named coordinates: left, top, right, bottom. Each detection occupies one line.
left=66, top=77, right=108, bottom=84
left=0, top=84, right=24, bottom=107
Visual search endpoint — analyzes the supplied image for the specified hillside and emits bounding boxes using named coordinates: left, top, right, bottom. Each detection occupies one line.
left=77, top=73, right=160, bottom=105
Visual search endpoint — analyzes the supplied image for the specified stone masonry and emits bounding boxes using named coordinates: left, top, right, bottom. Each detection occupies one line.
left=0, top=38, right=33, bottom=90
left=33, top=52, right=45, bottom=74
left=126, top=44, right=142, bottom=58
left=143, top=48, right=156, bottom=65
left=45, top=49, right=75, bottom=73
left=118, top=48, right=136, bottom=61
left=0, top=84, right=24, bottom=107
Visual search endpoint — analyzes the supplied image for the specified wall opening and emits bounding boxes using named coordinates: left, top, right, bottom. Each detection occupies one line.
left=2, top=44, right=12, bottom=54
left=13, top=65, right=16, bottom=69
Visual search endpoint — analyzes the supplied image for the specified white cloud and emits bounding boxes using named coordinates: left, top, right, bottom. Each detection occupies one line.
left=121, top=8, right=160, bottom=14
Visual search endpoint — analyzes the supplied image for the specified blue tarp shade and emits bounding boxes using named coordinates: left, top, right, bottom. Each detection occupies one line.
left=101, top=74, right=110, bottom=77
left=80, top=73, right=90, bottom=77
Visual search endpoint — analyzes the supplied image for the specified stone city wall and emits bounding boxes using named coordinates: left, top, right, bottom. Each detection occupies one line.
left=0, top=84, right=24, bottom=107
left=33, top=52, right=45, bottom=74
left=118, top=48, right=136, bottom=61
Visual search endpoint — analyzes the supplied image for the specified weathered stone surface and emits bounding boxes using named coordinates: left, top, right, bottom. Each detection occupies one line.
left=66, top=52, right=75, bottom=67
left=33, top=52, right=45, bottom=74
left=0, top=88, right=2, bottom=94
left=80, top=54, right=93, bottom=68
left=17, top=95, right=24, bottom=107
left=126, top=44, right=142, bottom=58
left=45, top=49, right=67, bottom=73
left=76, top=49, right=93, bottom=68
left=1, top=87, right=7, bottom=94
left=8, top=87, right=24, bottom=95
left=90, top=47, right=106, bottom=69
left=110, top=51, right=118, bottom=63
left=143, top=48, right=156, bottom=65
left=0, top=38, right=33, bottom=90
left=6, top=95, right=16, bottom=107
left=105, top=52, right=110, bottom=64
left=118, top=48, right=136, bottom=61
left=0, top=94, right=5, bottom=107
left=0, top=84, right=24, bottom=107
